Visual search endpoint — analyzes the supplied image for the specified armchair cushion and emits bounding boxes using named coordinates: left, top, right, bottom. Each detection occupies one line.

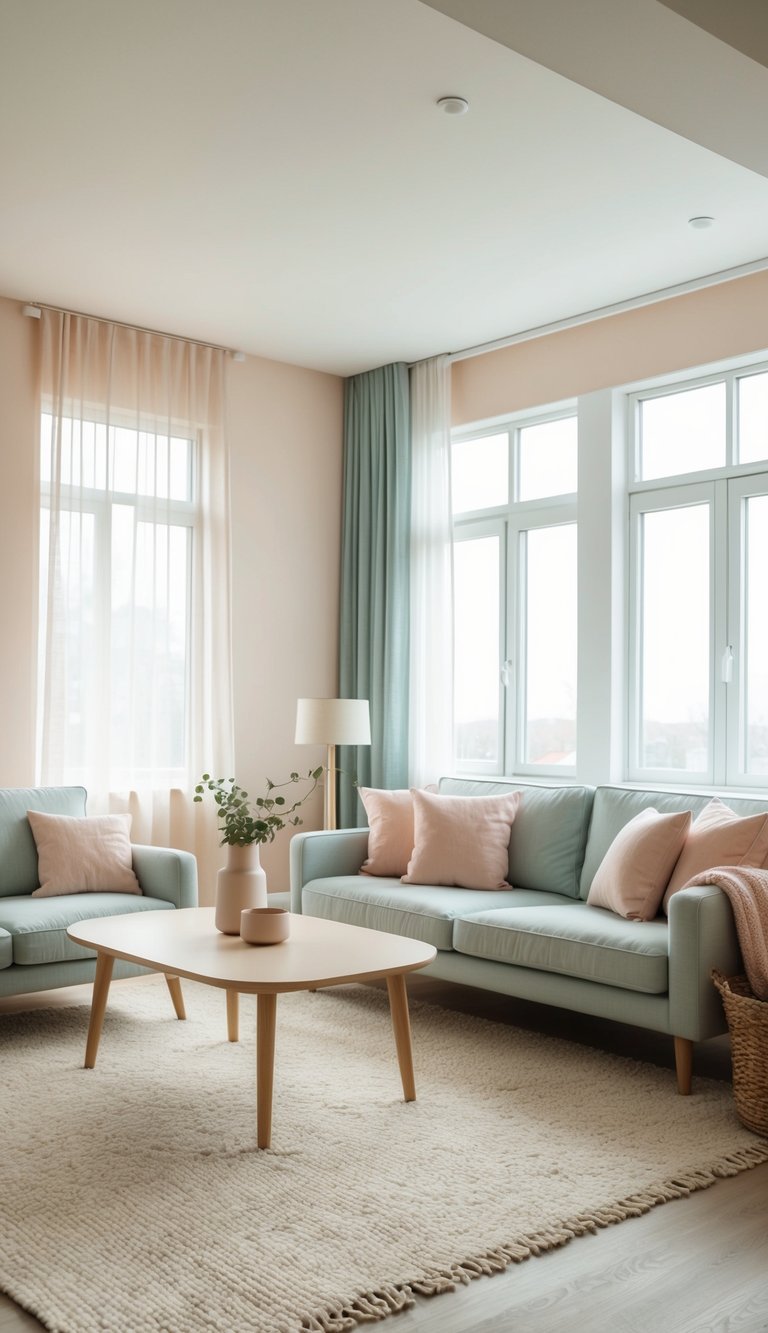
left=28, top=811, right=141, bottom=897
left=0, top=894, right=174, bottom=966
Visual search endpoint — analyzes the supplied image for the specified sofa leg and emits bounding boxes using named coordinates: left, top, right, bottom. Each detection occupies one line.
left=674, top=1036, right=693, bottom=1095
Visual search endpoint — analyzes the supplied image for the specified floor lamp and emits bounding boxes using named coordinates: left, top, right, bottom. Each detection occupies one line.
left=295, top=698, right=371, bottom=830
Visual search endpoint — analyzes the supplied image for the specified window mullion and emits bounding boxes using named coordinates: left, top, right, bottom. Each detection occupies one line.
left=506, top=519, right=521, bottom=774
left=510, top=427, right=519, bottom=505
left=627, top=497, right=642, bottom=775
left=726, top=372, right=737, bottom=468
left=712, top=480, right=728, bottom=786
left=627, top=481, right=714, bottom=784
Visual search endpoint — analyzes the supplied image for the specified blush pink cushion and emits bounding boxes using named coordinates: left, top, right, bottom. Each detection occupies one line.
left=28, top=811, right=142, bottom=897
left=359, top=788, right=416, bottom=877
left=401, top=788, right=521, bottom=891
left=586, top=808, right=691, bottom=921
left=662, top=798, right=768, bottom=912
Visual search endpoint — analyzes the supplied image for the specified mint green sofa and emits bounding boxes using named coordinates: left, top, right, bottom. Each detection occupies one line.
left=0, top=786, right=198, bottom=998
left=290, top=778, right=768, bottom=1093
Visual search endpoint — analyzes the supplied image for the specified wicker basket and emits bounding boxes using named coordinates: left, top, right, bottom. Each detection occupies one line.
left=712, top=970, right=768, bottom=1136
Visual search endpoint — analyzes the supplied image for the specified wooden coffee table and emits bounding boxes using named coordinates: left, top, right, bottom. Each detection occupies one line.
left=67, top=907, right=436, bottom=1148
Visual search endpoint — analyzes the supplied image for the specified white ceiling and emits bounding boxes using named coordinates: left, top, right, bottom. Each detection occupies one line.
left=1, top=0, right=768, bottom=376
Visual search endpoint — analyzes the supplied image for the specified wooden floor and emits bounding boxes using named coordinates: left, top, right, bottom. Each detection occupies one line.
left=1, top=975, right=766, bottom=1333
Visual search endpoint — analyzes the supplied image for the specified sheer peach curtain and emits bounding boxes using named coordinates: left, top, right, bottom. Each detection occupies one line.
left=37, top=310, right=233, bottom=898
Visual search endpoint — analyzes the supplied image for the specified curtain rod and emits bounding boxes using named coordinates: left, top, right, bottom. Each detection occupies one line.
left=408, top=253, right=768, bottom=370
left=22, top=301, right=244, bottom=359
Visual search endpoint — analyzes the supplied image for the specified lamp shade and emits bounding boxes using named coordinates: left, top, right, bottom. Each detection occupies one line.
left=295, top=698, right=371, bottom=747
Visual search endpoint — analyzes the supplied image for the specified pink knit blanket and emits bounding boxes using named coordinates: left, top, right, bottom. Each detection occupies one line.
left=683, top=865, right=768, bottom=1000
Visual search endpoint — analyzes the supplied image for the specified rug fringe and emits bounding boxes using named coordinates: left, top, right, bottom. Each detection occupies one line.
left=295, top=1137, right=768, bottom=1331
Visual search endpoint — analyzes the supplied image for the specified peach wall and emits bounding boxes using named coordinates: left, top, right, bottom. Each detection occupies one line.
left=0, top=293, right=343, bottom=895
left=224, top=355, right=343, bottom=892
left=0, top=298, right=39, bottom=785
left=452, top=270, right=768, bottom=424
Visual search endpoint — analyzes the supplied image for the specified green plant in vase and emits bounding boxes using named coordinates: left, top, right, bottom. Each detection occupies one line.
left=194, top=769, right=324, bottom=846
left=194, top=769, right=324, bottom=933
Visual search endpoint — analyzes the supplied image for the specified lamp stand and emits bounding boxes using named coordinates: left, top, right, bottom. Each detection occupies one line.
left=324, top=743, right=337, bottom=830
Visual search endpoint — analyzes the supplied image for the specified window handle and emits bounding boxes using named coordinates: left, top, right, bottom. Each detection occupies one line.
left=500, top=659, right=514, bottom=688
left=721, top=646, right=734, bottom=684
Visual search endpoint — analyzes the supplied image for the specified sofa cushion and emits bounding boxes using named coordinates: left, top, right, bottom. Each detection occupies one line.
left=0, top=787, right=87, bottom=898
left=438, top=778, right=593, bottom=898
left=302, top=876, right=574, bottom=951
left=0, top=928, right=11, bottom=970
left=0, top=894, right=174, bottom=966
left=580, top=786, right=768, bottom=900
left=663, top=798, right=768, bottom=910
left=403, top=789, right=521, bottom=891
left=586, top=808, right=691, bottom=921
left=453, top=904, right=669, bottom=994
left=359, top=788, right=416, bottom=877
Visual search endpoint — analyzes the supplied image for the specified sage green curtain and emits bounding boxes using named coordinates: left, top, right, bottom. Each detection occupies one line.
left=338, top=363, right=411, bottom=827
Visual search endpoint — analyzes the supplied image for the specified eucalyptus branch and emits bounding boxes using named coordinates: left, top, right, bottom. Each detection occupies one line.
left=194, top=768, right=323, bottom=847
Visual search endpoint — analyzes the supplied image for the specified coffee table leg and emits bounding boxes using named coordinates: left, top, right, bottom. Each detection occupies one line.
left=256, top=992, right=277, bottom=1149
left=226, top=989, right=239, bottom=1042
left=84, top=952, right=114, bottom=1069
left=386, top=973, right=416, bottom=1102
left=165, top=974, right=186, bottom=1020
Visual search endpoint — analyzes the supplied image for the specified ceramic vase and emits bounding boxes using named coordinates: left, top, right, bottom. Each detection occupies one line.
left=215, top=842, right=267, bottom=934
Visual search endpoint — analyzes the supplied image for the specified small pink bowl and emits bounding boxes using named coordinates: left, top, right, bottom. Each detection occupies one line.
left=240, top=907, right=290, bottom=946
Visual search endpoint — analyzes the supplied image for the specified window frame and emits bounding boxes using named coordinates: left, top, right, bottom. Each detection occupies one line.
left=452, top=516, right=507, bottom=775
left=726, top=473, right=768, bottom=788
left=510, top=507, right=577, bottom=778
left=451, top=403, right=577, bottom=779
left=627, top=480, right=725, bottom=787
left=628, top=356, right=768, bottom=488
left=626, top=351, right=768, bottom=791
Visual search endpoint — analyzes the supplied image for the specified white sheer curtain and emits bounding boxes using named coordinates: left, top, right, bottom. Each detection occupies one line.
left=409, top=355, right=455, bottom=787
left=37, top=310, right=233, bottom=894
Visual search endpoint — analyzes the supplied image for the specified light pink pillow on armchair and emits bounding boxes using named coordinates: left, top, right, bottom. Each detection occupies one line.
left=29, top=810, right=142, bottom=897
left=359, top=787, right=416, bottom=877
left=662, top=798, right=768, bottom=912
left=586, top=808, right=691, bottom=921
left=401, top=788, right=521, bottom=891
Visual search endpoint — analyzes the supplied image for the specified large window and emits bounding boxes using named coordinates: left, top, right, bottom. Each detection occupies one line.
left=629, top=364, right=768, bottom=786
left=38, top=413, right=196, bottom=786
left=452, top=409, right=577, bottom=776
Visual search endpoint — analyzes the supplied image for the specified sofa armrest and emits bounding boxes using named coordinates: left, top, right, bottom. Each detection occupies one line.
left=131, top=844, right=198, bottom=910
left=668, top=884, right=742, bottom=1041
left=290, top=828, right=369, bottom=912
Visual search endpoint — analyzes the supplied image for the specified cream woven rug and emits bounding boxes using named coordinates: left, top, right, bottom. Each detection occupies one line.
left=1, top=977, right=766, bottom=1333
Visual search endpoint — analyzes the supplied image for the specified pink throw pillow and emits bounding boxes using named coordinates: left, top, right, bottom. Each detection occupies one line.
left=663, top=798, right=768, bottom=912
left=29, top=811, right=142, bottom=897
left=586, top=808, right=691, bottom=921
left=359, top=787, right=416, bottom=877
left=401, top=788, right=521, bottom=891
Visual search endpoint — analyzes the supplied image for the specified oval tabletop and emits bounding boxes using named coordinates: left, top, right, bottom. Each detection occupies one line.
left=67, top=906, right=437, bottom=993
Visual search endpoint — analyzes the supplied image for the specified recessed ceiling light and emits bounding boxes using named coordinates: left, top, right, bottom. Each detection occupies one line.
left=688, top=216, right=715, bottom=229
left=437, top=96, right=469, bottom=115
